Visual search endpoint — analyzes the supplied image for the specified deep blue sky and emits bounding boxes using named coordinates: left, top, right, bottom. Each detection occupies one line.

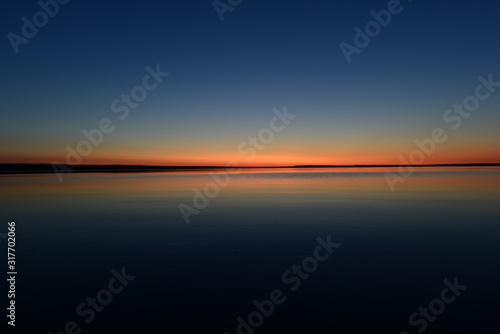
left=1, top=0, right=499, bottom=165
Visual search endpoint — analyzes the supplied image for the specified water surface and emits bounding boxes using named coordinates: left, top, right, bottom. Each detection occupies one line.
left=1, top=167, right=499, bottom=333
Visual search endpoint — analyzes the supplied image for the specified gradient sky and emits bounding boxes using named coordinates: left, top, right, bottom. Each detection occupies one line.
left=1, top=0, right=499, bottom=166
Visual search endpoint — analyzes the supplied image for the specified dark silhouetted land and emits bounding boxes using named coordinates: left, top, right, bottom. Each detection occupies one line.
left=1, top=163, right=500, bottom=174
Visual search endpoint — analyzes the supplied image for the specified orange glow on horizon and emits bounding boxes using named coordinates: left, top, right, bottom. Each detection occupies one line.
left=2, top=139, right=500, bottom=167
left=2, top=154, right=500, bottom=167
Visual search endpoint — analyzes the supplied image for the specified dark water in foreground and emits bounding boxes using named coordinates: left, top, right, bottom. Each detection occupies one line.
left=1, top=167, right=499, bottom=333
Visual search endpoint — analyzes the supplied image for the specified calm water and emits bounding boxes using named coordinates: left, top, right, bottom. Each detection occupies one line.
left=1, top=168, right=499, bottom=333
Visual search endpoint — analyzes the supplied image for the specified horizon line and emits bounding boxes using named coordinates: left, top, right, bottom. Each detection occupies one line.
left=1, top=162, right=500, bottom=174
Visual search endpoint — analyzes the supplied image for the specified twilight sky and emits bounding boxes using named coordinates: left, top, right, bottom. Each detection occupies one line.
left=1, top=0, right=499, bottom=166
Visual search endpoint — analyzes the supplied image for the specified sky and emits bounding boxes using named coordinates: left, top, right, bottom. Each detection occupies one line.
left=1, top=0, right=499, bottom=166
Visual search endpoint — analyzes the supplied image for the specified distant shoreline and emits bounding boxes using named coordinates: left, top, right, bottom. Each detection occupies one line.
left=1, top=163, right=500, bottom=174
